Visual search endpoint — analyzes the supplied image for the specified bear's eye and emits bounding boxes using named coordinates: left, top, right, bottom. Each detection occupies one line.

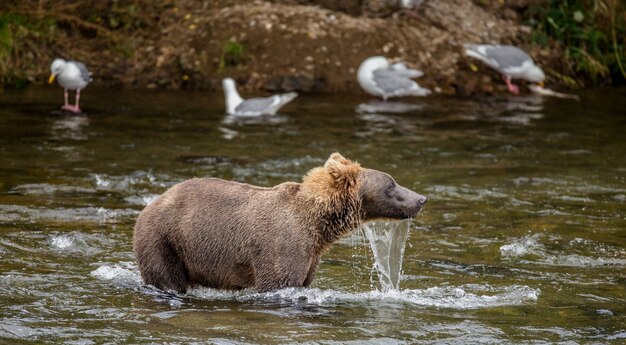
left=385, top=181, right=395, bottom=195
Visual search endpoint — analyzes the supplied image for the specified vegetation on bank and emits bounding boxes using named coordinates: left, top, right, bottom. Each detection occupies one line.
left=0, top=0, right=624, bottom=90
left=0, top=12, right=53, bottom=88
left=0, top=0, right=168, bottom=88
left=525, top=0, right=626, bottom=85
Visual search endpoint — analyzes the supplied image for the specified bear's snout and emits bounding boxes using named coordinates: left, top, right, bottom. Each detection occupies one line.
left=394, top=185, right=427, bottom=219
left=408, top=194, right=427, bottom=218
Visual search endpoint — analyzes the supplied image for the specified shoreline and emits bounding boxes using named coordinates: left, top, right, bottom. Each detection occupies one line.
left=1, top=0, right=622, bottom=95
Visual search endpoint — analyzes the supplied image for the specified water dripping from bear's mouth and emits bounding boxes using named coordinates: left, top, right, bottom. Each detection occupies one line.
left=362, top=220, right=412, bottom=292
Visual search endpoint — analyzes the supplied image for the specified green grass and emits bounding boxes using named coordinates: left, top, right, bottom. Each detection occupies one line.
left=0, top=13, right=58, bottom=88
left=0, top=14, right=29, bottom=88
left=525, top=0, right=626, bottom=84
left=218, top=40, right=246, bottom=72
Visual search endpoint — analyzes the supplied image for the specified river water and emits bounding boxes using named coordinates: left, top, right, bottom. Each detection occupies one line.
left=0, top=87, right=624, bottom=344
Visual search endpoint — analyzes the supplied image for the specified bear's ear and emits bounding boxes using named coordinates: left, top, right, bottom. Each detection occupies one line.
left=324, top=152, right=361, bottom=190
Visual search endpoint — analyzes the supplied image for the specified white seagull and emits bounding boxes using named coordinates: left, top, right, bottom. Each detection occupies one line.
left=464, top=44, right=545, bottom=94
left=49, top=58, right=92, bottom=113
left=222, top=78, right=298, bottom=116
left=357, top=56, right=430, bottom=101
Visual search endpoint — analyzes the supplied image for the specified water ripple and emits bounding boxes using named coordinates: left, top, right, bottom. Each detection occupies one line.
left=0, top=204, right=138, bottom=223
left=500, top=235, right=626, bottom=267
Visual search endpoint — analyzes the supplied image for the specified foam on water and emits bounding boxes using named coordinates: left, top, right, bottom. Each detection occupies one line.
left=50, top=235, right=74, bottom=249
left=500, top=235, right=626, bottom=267
left=48, top=231, right=114, bottom=255
left=123, top=194, right=160, bottom=206
left=92, top=170, right=177, bottom=192
left=189, top=284, right=539, bottom=310
left=90, top=262, right=142, bottom=288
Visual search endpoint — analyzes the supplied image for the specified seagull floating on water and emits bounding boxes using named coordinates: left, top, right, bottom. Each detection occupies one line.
left=222, top=78, right=297, bottom=116
left=357, top=56, right=430, bottom=101
left=464, top=44, right=545, bottom=94
left=49, top=58, right=92, bottom=113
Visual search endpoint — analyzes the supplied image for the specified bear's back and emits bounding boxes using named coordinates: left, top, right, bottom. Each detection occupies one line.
left=133, top=177, right=310, bottom=291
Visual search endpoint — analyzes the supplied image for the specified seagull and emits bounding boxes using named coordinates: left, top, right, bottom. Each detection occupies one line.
left=222, top=78, right=298, bottom=116
left=48, top=58, right=92, bottom=113
left=357, top=56, right=430, bottom=100
left=464, top=44, right=545, bottom=94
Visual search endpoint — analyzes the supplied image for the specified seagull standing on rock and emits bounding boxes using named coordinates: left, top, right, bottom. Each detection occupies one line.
left=222, top=78, right=298, bottom=116
left=49, top=58, right=92, bottom=113
left=357, top=56, right=431, bottom=100
left=464, top=44, right=545, bottom=94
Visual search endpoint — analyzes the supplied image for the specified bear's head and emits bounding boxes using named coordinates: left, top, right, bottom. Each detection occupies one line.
left=359, top=167, right=427, bottom=220
left=303, top=153, right=427, bottom=221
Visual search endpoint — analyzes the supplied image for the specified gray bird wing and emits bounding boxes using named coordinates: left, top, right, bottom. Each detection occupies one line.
left=372, top=67, right=421, bottom=93
left=70, top=60, right=93, bottom=83
left=389, top=62, right=424, bottom=77
left=483, top=45, right=532, bottom=70
left=235, top=96, right=277, bottom=114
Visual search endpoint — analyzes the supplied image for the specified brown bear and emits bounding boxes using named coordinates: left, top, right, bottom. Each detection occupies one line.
left=133, top=153, right=427, bottom=293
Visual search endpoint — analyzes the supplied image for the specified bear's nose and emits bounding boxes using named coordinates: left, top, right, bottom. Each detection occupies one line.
left=417, top=195, right=427, bottom=205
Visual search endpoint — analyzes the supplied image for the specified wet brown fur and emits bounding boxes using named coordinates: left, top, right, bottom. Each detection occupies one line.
left=133, top=152, right=425, bottom=293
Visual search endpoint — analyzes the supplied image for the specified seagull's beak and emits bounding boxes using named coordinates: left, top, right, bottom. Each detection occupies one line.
left=48, top=74, right=56, bottom=84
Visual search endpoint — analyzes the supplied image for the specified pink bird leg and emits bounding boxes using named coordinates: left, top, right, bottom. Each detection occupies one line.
left=503, top=75, right=519, bottom=94
left=61, top=89, right=82, bottom=113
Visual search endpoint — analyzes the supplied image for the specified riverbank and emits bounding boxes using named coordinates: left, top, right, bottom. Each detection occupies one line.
left=0, top=0, right=623, bottom=95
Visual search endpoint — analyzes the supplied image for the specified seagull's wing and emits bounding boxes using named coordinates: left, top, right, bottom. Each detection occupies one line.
left=235, top=96, right=280, bottom=115
left=389, top=62, right=424, bottom=78
left=372, top=66, right=429, bottom=96
left=465, top=44, right=532, bottom=73
left=483, top=45, right=532, bottom=70
left=70, top=60, right=93, bottom=83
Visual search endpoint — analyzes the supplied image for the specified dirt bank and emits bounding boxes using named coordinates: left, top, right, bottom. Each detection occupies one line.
left=1, top=0, right=578, bottom=95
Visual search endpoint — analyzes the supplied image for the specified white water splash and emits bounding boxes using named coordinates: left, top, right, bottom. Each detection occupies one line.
left=90, top=262, right=142, bottom=287
left=500, top=235, right=626, bottom=267
left=189, top=284, right=540, bottom=310
left=362, top=220, right=411, bottom=292
left=50, top=235, right=74, bottom=250
left=92, top=171, right=176, bottom=192
left=49, top=232, right=115, bottom=256
left=124, top=194, right=160, bottom=206
left=89, top=258, right=539, bottom=310
left=500, top=235, right=544, bottom=257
